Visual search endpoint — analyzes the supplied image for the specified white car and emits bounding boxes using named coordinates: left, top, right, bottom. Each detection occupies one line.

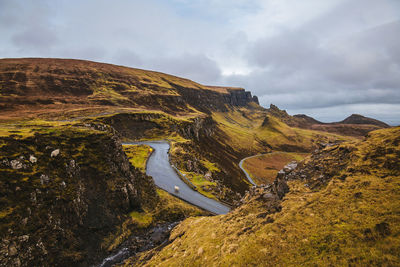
left=174, top=185, right=180, bottom=193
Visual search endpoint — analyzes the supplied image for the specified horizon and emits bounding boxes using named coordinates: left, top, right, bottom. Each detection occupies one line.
left=1, top=0, right=400, bottom=125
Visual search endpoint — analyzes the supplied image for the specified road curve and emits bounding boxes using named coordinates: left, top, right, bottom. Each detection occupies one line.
left=239, top=154, right=267, bottom=186
left=123, top=141, right=230, bottom=215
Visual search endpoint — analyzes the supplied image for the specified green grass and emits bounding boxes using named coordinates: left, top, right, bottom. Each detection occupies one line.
left=0, top=207, right=14, bottom=219
left=122, top=144, right=153, bottom=172
left=212, top=108, right=353, bottom=153
left=102, top=188, right=207, bottom=252
left=200, top=159, right=220, bottom=173
left=129, top=211, right=153, bottom=228
left=180, top=170, right=218, bottom=200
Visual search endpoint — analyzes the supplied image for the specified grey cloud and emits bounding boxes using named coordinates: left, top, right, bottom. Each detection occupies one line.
left=12, top=25, right=58, bottom=52
left=58, top=47, right=108, bottom=62
left=1, top=0, right=59, bottom=54
left=0, top=0, right=399, bottom=124
left=150, top=54, right=222, bottom=85
left=249, top=29, right=320, bottom=70
left=223, top=9, right=400, bottom=124
left=112, top=50, right=143, bottom=68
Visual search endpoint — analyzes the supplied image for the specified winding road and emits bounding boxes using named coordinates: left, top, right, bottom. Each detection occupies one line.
left=123, top=141, right=230, bottom=215
left=239, top=154, right=263, bottom=186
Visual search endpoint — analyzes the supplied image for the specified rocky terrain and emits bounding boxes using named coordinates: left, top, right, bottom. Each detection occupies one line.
left=0, top=126, right=154, bottom=266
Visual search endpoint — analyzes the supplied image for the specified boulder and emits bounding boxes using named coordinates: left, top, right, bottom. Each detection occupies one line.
left=50, top=149, right=60, bottom=157
left=29, top=155, right=37, bottom=164
left=10, top=160, right=23, bottom=170
left=283, top=161, right=297, bottom=173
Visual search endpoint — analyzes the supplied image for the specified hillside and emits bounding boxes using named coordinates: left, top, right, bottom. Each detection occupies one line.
left=128, top=126, right=400, bottom=266
left=0, top=58, right=395, bottom=266
left=0, top=58, right=257, bottom=121
left=0, top=58, right=359, bottom=203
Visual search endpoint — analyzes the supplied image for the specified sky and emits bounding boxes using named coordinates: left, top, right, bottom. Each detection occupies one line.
left=1, top=0, right=400, bottom=125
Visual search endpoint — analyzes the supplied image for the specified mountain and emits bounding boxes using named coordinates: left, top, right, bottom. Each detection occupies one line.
left=340, top=114, right=390, bottom=127
left=263, top=104, right=389, bottom=137
left=0, top=58, right=397, bottom=266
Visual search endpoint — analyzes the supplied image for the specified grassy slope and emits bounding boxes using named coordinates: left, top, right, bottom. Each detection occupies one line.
left=123, top=144, right=153, bottom=171
left=137, top=127, right=400, bottom=266
left=0, top=58, right=240, bottom=122
left=243, top=152, right=308, bottom=185
left=212, top=106, right=353, bottom=154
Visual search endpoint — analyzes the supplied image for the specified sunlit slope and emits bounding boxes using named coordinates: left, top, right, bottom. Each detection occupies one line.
left=212, top=106, right=353, bottom=154
left=0, top=58, right=256, bottom=121
left=133, top=127, right=400, bottom=267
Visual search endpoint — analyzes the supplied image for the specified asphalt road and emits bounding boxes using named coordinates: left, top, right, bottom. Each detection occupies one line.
left=238, top=154, right=262, bottom=186
left=123, top=141, right=230, bottom=215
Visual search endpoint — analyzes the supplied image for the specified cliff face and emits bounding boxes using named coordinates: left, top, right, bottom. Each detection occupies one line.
left=0, top=127, right=157, bottom=266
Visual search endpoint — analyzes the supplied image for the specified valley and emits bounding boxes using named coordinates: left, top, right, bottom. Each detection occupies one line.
left=0, top=58, right=398, bottom=266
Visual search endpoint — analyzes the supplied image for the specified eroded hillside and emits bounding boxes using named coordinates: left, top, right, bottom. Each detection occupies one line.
left=126, top=127, right=400, bottom=266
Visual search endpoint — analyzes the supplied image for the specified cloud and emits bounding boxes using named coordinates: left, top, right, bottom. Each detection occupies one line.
left=221, top=1, right=400, bottom=123
left=12, top=25, right=58, bottom=53
left=0, top=0, right=399, bottom=124
left=150, top=53, right=222, bottom=84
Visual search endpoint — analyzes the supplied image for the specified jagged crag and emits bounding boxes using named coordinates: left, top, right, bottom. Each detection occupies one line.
left=0, top=58, right=396, bottom=266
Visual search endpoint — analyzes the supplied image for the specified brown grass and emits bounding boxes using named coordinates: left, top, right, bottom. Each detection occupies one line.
left=243, top=152, right=308, bottom=185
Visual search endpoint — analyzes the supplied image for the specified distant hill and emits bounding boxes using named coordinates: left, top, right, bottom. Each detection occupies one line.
left=263, top=104, right=389, bottom=137
left=340, top=114, right=389, bottom=128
